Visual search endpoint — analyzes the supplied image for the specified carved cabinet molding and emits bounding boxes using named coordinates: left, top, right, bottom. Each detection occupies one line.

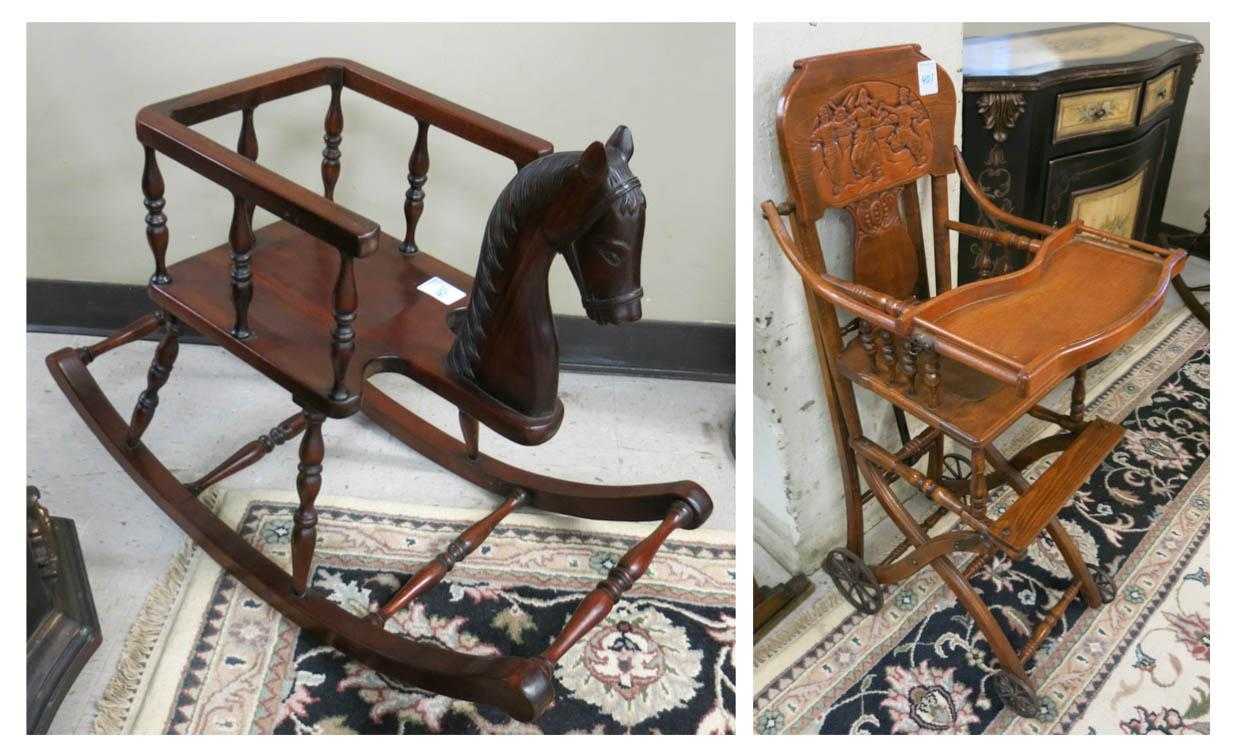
left=958, top=23, right=1203, bottom=284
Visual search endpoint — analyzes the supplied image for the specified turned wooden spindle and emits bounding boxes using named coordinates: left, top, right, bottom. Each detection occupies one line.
left=79, top=314, right=162, bottom=364
left=399, top=119, right=430, bottom=255
left=1070, top=365, right=1087, bottom=421
left=372, top=488, right=529, bottom=624
left=459, top=411, right=479, bottom=459
left=899, top=336, right=919, bottom=394
left=540, top=501, right=694, bottom=664
left=969, top=449, right=989, bottom=516
left=321, top=83, right=343, bottom=200
left=329, top=255, right=357, bottom=402
left=919, top=340, right=941, bottom=407
left=1020, top=579, right=1083, bottom=662
left=141, top=146, right=170, bottom=285
left=127, top=313, right=180, bottom=447
left=186, top=412, right=307, bottom=495
left=292, top=411, right=326, bottom=595
left=229, top=107, right=259, bottom=339
left=858, top=320, right=878, bottom=371
left=877, top=330, right=897, bottom=378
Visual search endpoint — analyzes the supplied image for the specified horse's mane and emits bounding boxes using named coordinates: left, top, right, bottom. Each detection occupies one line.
left=447, top=148, right=643, bottom=381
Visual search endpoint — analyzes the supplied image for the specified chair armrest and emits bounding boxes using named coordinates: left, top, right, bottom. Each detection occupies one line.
left=336, top=59, right=553, bottom=167
left=760, top=201, right=914, bottom=332
left=945, top=219, right=1043, bottom=255
left=137, top=106, right=381, bottom=259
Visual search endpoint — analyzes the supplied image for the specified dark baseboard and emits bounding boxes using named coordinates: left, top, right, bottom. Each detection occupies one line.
left=27, top=279, right=734, bottom=383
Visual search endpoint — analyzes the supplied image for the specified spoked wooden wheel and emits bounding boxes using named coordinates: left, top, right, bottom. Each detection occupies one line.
left=823, top=548, right=883, bottom=615
left=942, top=453, right=972, bottom=482
left=1088, top=564, right=1117, bottom=604
left=991, top=669, right=1040, bottom=718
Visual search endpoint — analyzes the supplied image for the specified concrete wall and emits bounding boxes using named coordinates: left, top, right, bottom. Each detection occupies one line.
left=26, top=23, right=735, bottom=324
left=752, top=23, right=964, bottom=574
left=964, top=22, right=1210, bottom=231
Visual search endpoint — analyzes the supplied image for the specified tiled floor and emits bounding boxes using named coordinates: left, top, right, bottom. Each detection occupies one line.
left=27, top=331, right=734, bottom=733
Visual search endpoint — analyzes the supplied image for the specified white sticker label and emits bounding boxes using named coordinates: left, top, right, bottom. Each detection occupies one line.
left=917, top=60, right=939, bottom=96
left=417, top=276, right=466, bottom=305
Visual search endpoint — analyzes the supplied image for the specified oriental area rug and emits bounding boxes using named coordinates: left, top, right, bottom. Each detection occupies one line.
left=754, top=317, right=1209, bottom=734
left=94, top=491, right=735, bottom=734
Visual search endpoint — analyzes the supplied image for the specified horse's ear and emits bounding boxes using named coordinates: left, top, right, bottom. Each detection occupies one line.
left=578, top=140, right=608, bottom=182
left=606, top=125, right=634, bottom=161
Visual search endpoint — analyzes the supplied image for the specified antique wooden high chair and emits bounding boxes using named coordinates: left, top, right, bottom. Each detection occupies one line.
left=760, top=45, right=1185, bottom=717
left=46, top=59, right=712, bottom=722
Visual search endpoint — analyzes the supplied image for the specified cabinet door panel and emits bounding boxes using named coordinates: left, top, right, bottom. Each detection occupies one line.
left=1043, top=118, right=1169, bottom=240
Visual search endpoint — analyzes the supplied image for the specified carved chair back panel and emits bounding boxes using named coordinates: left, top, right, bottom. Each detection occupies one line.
left=778, top=45, right=956, bottom=299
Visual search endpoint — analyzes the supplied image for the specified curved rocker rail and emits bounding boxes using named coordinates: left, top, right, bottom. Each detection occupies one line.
left=46, top=335, right=713, bottom=722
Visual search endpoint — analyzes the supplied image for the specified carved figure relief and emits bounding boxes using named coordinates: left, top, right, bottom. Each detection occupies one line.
left=809, top=82, right=933, bottom=202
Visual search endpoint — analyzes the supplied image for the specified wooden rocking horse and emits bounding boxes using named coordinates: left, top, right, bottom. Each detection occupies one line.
left=46, top=59, right=712, bottom=722
left=760, top=46, right=1185, bottom=717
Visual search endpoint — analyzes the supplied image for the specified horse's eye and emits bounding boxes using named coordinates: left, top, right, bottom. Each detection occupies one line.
left=598, top=246, right=623, bottom=267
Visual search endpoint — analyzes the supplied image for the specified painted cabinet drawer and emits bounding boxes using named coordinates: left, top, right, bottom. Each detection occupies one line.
left=1053, top=83, right=1142, bottom=141
left=1141, top=66, right=1179, bottom=121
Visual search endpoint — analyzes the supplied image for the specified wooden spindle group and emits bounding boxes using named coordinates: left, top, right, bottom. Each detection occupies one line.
left=857, top=323, right=940, bottom=406
left=130, top=77, right=470, bottom=609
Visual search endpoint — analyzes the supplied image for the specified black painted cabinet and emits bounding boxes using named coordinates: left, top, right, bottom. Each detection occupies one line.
left=958, top=23, right=1203, bottom=284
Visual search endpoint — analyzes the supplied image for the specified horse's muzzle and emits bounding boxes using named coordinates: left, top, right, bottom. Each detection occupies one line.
left=585, top=288, right=643, bottom=325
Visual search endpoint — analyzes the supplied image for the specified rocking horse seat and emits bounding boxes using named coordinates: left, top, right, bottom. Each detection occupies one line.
left=151, top=220, right=564, bottom=446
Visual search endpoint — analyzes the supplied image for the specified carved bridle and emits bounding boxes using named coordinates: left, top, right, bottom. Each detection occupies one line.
left=560, top=174, right=645, bottom=314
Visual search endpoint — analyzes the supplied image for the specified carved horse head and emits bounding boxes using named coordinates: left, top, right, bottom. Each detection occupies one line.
left=561, top=126, right=645, bottom=325
left=448, top=126, right=647, bottom=420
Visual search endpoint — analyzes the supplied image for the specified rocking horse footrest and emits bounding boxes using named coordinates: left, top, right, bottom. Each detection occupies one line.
left=991, top=418, right=1124, bottom=556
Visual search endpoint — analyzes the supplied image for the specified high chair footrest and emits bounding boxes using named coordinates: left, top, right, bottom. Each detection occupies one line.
left=991, top=418, right=1124, bottom=555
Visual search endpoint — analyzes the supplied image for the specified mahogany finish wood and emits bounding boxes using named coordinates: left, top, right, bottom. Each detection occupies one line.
left=186, top=412, right=307, bottom=495
left=399, top=119, right=430, bottom=255
left=373, top=488, right=529, bottom=623
left=126, top=313, right=179, bottom=446
left=321, top=83, right=343, bottom=200
left=229, top=107, right=258, bottom=339
left=763, top=45, right=1181, bottom=714
left=51, top=59, right=711, bottom=722
left=292, top=410, right=325, bottom=594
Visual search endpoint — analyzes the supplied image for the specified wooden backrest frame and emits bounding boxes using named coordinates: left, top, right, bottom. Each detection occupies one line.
left=777, top=45, right=957, bottom=300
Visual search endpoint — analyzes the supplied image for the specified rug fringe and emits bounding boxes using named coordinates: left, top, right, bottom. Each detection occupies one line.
left=91, top=487, right=222, bottom=734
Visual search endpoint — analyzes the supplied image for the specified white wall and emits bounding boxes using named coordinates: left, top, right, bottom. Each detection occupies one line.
left=26, top=23, right=736, bottom=324
left=752, top=23, right=963, bottom=574
left=964, top=22, right=1210, bottom=231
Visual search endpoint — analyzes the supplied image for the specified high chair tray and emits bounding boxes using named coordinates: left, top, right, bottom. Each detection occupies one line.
left=906, top=223, right=1185, bottom=399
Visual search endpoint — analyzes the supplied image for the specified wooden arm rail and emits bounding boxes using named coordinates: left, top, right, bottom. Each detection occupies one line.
left=137, top=58, right=552, bottom=259
left=945, top=220, right=1042, bottom=255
